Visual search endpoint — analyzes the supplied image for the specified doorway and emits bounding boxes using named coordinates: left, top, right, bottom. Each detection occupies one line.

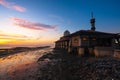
left=72, top=47, right=78, bottom=55
left=84, top=47, right=90, bottom=57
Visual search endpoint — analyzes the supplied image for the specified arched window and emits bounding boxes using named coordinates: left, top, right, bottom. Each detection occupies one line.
left=74, top=38, right=78, bottom=43
left=82, top=37, right=88, bottom=41
left=92, top=37, right=96, bottom=40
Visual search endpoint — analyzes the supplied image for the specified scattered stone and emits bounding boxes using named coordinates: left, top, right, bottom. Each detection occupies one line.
left=36, top=50, right=120, bottom=80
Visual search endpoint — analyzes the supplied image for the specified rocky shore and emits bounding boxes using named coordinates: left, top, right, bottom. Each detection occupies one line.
left=36, top=49, right=120, bottom=80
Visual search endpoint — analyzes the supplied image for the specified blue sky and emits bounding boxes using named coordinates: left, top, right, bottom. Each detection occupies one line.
left=1, top=0, right=120, bottom=32
left=22, top=0, right=120, bottom=32
left=0, top=0, right=120, bottom=47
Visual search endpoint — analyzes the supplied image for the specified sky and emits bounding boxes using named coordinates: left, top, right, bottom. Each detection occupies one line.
left=0, top=0, right=120, bottom=48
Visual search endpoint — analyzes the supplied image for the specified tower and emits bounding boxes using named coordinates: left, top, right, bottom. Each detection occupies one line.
left=90, top=12, right=96, bottom=31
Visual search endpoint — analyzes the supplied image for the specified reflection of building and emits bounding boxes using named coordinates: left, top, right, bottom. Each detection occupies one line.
left=55, top=14, right=120, bottom=57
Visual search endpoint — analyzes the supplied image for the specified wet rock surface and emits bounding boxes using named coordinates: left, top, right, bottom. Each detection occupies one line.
left=36, top=50, right=120, bottom=80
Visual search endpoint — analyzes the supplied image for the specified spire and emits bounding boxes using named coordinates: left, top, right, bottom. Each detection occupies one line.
left=91, top=12, right=93, bottom=18
left=90, top=12, right=96, bottom=31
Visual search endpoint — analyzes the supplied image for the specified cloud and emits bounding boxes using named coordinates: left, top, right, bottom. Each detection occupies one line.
left=10, top=17, right=57, bottom=31
left=12, top=5, right=26, bottom=12
left=0, top=0, right=26, bottom=12
left=0, top=33, right=29, bottom=40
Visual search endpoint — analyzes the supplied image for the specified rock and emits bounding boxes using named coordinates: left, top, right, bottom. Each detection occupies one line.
left=36, top=50, right=120, bottom=80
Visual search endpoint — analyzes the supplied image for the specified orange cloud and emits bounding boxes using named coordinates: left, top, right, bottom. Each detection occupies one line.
left=10, top=17, right=57, bottom=31
left=0, top=33, right=31, bottom=46
left=0, top=0, right=26, bottom=12
left=0, top=33, right=30, bottom=40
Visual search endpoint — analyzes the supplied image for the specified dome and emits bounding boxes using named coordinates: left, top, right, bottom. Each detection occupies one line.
left=64, top=30, right=70, bottom=36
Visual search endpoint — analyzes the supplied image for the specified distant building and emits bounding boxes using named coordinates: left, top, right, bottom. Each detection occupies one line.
left=55, top=14, right=120, bottom=57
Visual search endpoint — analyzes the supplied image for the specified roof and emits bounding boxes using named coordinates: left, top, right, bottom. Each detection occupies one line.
left=70, top=30, right=116, bottom=37
left=55, top=36, right=70, bottom=43
left=55, top=30, right=118, bottom=43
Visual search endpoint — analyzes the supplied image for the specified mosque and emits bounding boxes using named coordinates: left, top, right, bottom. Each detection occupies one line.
left=55, top=14, right=120, bottom=57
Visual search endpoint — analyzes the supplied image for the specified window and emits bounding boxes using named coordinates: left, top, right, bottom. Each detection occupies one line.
left=92, top=37, right=96, bottom=40
left=115, top=39, right=118, bottom=44
left=82, top=37, right=88, bottom=41
left=74, top=38, right=78, bottom=43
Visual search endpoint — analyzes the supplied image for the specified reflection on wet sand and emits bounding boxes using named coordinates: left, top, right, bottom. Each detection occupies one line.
left=0, top=48, right=52, bottom=80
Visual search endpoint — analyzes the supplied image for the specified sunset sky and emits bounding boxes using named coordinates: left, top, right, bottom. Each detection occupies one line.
left=0, top=0, right=120, bottom=48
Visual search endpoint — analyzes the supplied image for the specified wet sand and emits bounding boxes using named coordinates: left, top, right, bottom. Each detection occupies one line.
left=0, top=48, right=52, bottom=80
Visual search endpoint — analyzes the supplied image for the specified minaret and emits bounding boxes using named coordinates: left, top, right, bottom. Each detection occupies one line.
left=90, top=12, right=96, bottom=31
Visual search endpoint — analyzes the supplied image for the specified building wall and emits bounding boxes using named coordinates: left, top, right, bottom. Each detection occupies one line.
left=78, top=48, right=84, bottom=56
left=88, top=48, right=94, bottom=55
left=55, top=33, right=118, bottom=57
left=81, top=36, right=89, bottom=47
left=94, top=47, right=114, bottom=57
left=114, top=49, right=120, bottom=58
left=71, top=36, right=81, bottom=47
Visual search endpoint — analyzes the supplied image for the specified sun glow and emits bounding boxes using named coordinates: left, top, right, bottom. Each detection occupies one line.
left=0, top=39, right=12, bottom=44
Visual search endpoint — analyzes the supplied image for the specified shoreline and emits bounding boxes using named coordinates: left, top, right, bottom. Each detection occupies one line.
left=0, top=48, right=120, bottom=80
left=0, top=47, right=52, bottom=80
left=36, top=49, right=120, bottom=80
left=0, top=46, right=50, bottom=58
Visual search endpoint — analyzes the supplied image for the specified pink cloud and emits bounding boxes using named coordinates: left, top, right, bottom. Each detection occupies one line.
left=0, top=0, right=26, bottom=12
left=10, top=17, right=57, bottom=30
left=12, top=5, right=26, bottom=12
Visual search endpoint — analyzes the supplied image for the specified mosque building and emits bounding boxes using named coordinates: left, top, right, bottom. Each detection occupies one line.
left=55, top=14, right=120, bottom=57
